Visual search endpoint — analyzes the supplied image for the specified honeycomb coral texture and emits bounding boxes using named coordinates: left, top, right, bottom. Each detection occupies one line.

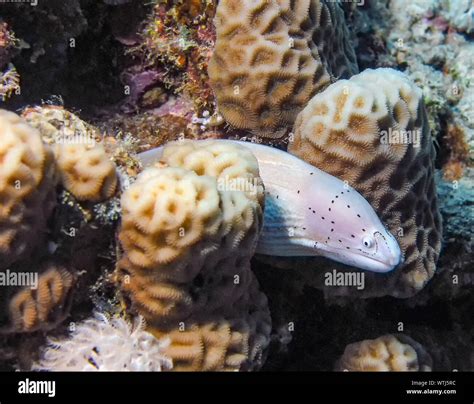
left=208, top=0, right=358, bottom=138
left=0, top=110, right=56, bottom=268
left=34, top=313, right=173, bottom=371
left=117, top=140, right=271, bottom=371
left=5, top=263, right=74, bottom=333
left=21, top=106, right=118, bottom=203
left=54, top=141, right=117, bottom=202
left=289, top=68, right=442, bottom=297
left=335, top=334, right=432, bottom=372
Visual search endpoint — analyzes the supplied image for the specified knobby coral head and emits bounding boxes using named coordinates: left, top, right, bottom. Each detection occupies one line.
left=117, top=140, right=271, bottom=371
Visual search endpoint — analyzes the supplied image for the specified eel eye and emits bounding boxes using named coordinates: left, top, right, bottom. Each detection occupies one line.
left=362, top=236, right=374, bottom=249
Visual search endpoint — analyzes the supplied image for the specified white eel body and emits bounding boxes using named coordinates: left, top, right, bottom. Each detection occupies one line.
left=138, top=140, right=402, bottom=273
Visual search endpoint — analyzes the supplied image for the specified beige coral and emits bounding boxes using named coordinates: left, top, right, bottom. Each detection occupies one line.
left=0, top=109, right=57, bottom=268
left=5, top=263, right=74, bottom=333
left=288, top=68, right=442, bottom=298
left=151, top=283, right=270, bottom=372
left=53, top=141, right=117, bottom=202
left=22, top=105, right=118, bottom=203
left=116, top=140, right=270, bottom=371
left=208, top=0, right=358, bottom=138
left=335, top=334, right=432, bottom=372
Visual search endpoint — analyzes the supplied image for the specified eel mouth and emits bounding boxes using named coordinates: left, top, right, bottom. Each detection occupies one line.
left=349, top=251, right=402, bottom=273
left=312, top=231, right=403, bottom=273
left=318, top=246, right=401, bottom=273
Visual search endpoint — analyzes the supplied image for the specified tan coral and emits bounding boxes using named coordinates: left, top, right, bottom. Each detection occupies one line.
left=118, top=141, right=264, bottom=321
left=208, top=0, right=358, bottom=138
left=0, top=109, right=57, bottom=268
left=22, top=105, right=118, bottom=203
left=335, top=334, right=433, bottom=372
left=53, top=141, right=117, bottom=202
left=148, top=271, right=271, bottom=372
left=23, top=105, right=142, bottom=181
left=119, top=166, right=223, bottom=274
left=116, top=140, right=271, bottom=371
left=289, top=68, right=442, bottom=298
left=5, top=263, right=74, bottom=333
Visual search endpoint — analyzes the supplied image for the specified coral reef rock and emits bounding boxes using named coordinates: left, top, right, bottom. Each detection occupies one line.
left=134, top=0, right=217, bottom=113
left=335, top=334, right=433, bottom=372
left=0, top=110, right=57, bottom=269
left=385, top=0, right=474, bottom=163
left=116, top=140, right=271, bottom=371
left=288, top=68, right=442, bottom=298
left=34, top=313, right=172, bottom=371
left=208, top=0, right=358, bottom=138
left=0, top=21, right=20, bottom=101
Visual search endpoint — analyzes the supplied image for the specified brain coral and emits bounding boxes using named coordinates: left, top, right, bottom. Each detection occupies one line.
left=22, top=105, right=118, bottom=203
left=0, top=110, right=57, bottom=268
left=34, top=313, right=173, bottom=371
left=152, top=281, right=270, bottom=371
left=208, top=0, right=358, bottom=138
left=288, top=68, right=442, bottom=298
left=53, top=141, right=117, bottom=202
left=335, top=334, right=433, bottom=372
left=4, top=262, right=74, bottom=333
left=116, top=140, right=271, bottom=371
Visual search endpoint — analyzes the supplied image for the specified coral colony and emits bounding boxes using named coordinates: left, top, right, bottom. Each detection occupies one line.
left=0, top=0, right=472, bottom=375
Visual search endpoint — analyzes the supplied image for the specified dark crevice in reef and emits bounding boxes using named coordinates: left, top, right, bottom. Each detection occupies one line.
left=1, top=0, right=148, bottom=117
left=254, top=252, right=472, bottom=371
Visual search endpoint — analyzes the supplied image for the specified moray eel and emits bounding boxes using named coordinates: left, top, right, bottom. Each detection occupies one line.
left=138, top=141, right=402, bottom=273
